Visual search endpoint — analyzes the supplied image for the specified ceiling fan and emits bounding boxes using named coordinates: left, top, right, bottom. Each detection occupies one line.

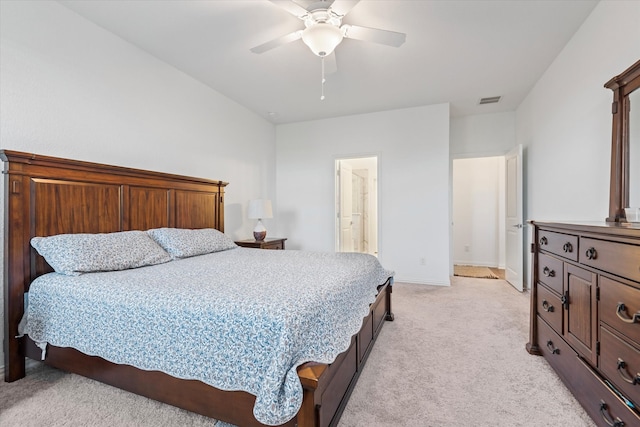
left=251, top=0, right=406, bottom=98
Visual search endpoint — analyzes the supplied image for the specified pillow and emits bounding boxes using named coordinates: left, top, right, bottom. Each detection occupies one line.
left=31, top=230, right=172, bottom=276
left=147, top=227, right=237, bottom=259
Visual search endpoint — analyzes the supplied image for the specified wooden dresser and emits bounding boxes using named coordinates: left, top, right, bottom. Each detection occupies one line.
left=528, top=221, right=640, bottom=427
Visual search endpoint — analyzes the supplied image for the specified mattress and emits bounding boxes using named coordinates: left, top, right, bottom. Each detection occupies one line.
left=23, top=247, right=393, bottom=425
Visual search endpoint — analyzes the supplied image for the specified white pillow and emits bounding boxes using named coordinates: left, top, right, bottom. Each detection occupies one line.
left=31, top=230, right=172, bottom=276
left=147, top=228, right=237, bottom=259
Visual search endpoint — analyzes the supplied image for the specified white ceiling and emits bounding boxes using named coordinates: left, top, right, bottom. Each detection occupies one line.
left=58, top=0, right=598, bottom=124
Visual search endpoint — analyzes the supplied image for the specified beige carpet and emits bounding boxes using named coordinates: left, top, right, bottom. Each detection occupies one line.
left=0, top=278, right=595, bottom=426
left=454, top=264, right=499, bottom=279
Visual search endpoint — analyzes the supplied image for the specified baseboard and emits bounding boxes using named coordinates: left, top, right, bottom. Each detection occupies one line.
left=394, top=277, right=450, bottom=286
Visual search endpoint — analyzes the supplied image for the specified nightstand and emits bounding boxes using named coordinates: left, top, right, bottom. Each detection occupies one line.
left=234, top=237, right=287, bottom=250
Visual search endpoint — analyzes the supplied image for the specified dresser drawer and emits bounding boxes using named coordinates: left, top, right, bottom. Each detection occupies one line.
left=572, top=357, right=640, bottom=427
left=537, top=284, right=563, bottom=334
left=262, top=241, right=283, bottom=249
left=600, top=276, right=640, bottom=346
left=538, top=229, right=578, bottom=261
left=580, top=237, right=640, bottom=282
left=600, top=326, right=640, bottom=407
left=538, top=253, right=563, bottom=294
left=537, top=315, right=580, bottom=388
left=234, top=238, right=286, bottom=250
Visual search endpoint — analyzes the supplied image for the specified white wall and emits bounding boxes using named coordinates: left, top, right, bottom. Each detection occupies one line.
left=276, top=104, right=451, bottom=285
left=450, top=112, right=516, bottom=158
left=517, top=0, right=640, bottom=286
left=452, top=156, right=506, bottom=268
left=0, top=1, right=275, bottom=374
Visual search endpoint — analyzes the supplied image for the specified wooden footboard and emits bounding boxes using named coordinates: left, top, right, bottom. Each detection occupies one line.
left=297, top=279, right=393, bottom=427
left=23, top=279, right=393, bottom=427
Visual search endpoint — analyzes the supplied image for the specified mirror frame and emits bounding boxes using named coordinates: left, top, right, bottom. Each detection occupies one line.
left=605, top=59, right=640, bottom=222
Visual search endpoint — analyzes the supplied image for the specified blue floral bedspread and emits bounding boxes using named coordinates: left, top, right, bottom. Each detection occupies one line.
left=24, top=248, right=393, bottom=425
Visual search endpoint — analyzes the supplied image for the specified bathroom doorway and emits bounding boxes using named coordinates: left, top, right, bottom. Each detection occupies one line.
left=335, top=156, right=378, bottom=255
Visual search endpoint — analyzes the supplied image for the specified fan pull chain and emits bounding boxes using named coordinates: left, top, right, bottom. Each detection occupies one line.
left=320, top=57, right=326, bottom=101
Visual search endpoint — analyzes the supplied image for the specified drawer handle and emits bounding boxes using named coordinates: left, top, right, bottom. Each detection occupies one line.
left=599, top=400, right=625, bottom=427
left=616, top=303, right=640, bottom=324
left=585, top=247, right=597, bottom=260
left=539, top=236, right=548, bottom=246
left=561, top=292, right=569, bottom=310
left=546, top=340, right=560, bottom=355
left=562, top=242, right=573, bottom=253
left=616, top=358, right=640, bottom=385
left=542, top=267, right=555, bottom=278
left=541, top=300, right=554, bottom=313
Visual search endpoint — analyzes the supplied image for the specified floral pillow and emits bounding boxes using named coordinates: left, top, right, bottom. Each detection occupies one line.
left=147, top=227, right=237, bottom=259
left=31, top=230, right=172, bottom=276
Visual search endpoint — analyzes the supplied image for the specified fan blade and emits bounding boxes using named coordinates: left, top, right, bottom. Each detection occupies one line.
left=324, top=51, right=338, bottom=74
left=268, top=0, right=309, bottom=18
left=342, top=24, right=406, bottom=47
left=329, top=0, right=360, bottom=17
left=250, top=30, right=303, bottom=54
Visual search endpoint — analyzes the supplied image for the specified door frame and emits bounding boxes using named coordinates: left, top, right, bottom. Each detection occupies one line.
left=337, top=160, right=354, bottom=252
left=450, top=148, right=524, bottom=290
left=334, top=154, right=380, bottom=255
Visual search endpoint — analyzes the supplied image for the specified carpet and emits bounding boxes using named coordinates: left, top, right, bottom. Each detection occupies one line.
left=454, top=264, right=499, bottom=279
left=0, top=279, right=595, bottom=427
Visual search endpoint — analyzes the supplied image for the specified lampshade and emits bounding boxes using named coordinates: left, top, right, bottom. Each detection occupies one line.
left=248, top=199, right=273, bottom=219
left=301, top=23, right=344, bottom=57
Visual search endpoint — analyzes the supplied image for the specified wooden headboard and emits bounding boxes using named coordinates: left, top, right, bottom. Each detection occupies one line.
left=2, top=150, right=227, bottom=381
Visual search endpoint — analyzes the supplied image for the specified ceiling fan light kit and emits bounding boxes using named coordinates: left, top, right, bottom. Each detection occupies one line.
left=301, top=23, right=343, bottom=57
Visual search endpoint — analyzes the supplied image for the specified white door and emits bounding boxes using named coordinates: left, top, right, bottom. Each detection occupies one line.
left=338, top=161, right=354, bottom=252
left=505, top=145, right=524, bottom=291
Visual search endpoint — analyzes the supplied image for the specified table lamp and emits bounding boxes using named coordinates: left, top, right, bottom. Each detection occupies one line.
left=248, top=199, right=273, bottom=241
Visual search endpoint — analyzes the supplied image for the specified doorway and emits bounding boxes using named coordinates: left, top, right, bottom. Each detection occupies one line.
left=452, top=149, right=523, bottom=291
left=335, top=156, right=378, bottom=255
left=452, top=156, right=505, bottom=272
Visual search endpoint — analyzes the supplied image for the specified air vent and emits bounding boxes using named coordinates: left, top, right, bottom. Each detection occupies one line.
left=479, top=96, right=501, bottom=105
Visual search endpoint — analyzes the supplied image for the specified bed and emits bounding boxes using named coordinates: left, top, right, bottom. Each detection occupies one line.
left=2, top=150, right=394, bottom=427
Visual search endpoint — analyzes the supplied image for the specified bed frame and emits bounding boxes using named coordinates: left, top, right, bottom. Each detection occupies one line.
left=2, top=150, right=394, bottom=427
